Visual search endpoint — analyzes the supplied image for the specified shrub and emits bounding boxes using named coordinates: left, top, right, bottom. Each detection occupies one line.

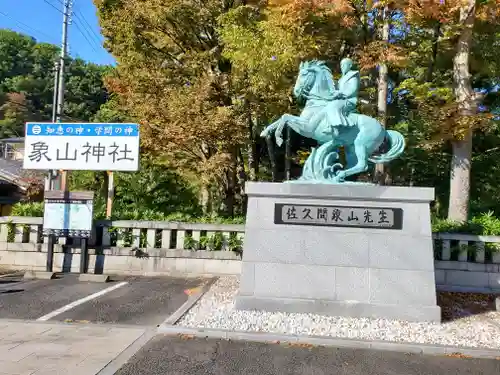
left=10, top=202, right=44, bottom=217
left=432, top=211, right=500, bottom=236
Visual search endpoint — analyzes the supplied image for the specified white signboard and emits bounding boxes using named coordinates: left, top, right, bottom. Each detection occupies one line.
left=43, top=191, right=94, bottom=238
left=23, top=122, right=140, bottom=171
left=43, top=201, right=93, bottom=236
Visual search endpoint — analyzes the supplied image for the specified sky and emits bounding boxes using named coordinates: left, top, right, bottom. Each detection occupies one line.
left=0, top=0, right=115, bottom=66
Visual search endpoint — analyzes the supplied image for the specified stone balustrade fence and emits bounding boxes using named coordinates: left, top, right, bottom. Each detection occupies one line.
left=0, top=217, right=499, bottom=291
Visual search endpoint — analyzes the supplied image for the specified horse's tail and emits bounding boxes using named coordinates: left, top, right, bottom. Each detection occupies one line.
left=368, top=130, right=406, bottom=164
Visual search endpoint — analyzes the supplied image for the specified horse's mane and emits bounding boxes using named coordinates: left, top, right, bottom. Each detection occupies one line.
left=300, top=60, right=336, bottom=100
left=301, top=60, right=332, bottom=75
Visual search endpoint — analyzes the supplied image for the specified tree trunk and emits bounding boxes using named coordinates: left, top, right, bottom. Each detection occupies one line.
left=246, top=102, right=258, bottom=181
left=200, top=184, right=210, bottom=215
left=448, top=0, right=476, bottom=222
left=285, top=126, right=292, bottom=180
left=221, top=150, right=237, bottom=217
left=237, top=148, right=248, bottom=216
left=266, top=136, right=278, bottom=182
left=374, top=6, right=390, bottom=184
left=426, top=22, right=441, bottom=82
left=247, top=142, right=257, bottom=181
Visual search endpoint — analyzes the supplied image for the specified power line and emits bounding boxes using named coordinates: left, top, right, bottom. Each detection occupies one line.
left=71, top=4, right=108, bottom=58
left=72, top=8, right=102, bottom=47
left=0, top=11, right=58, bottom=43
left=42, top=0, right=107, bottom=58
left=41, top=0, right=63, bottom=14
left=72, top=19, right=100, bottom=55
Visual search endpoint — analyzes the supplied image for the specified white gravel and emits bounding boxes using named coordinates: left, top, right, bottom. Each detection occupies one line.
left=178, top=276, right=500, bottom=349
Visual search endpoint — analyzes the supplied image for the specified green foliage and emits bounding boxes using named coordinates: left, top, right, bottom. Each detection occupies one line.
left=10, top=202, right=44, bottom=217
left=67, top=158, right=201, bottom=219
left=91, top=94, right=130, bottom=123
left=184, top=232, right=243, bottom=253
left=432, top=211, right=500, bottom=236
left=108, top=228, right=242, bottom=253
left=0, top=28, right=109, bottom=138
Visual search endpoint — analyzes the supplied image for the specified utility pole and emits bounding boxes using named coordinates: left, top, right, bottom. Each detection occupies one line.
left=54, top=0, right=72, bottom=191
left=45, top=61, right=60, bottom=191
left=56, top=0, right=71, bottom=123
left=45, top=0, right=72, bottom=274
left=45, top=60, right=59, bottom=191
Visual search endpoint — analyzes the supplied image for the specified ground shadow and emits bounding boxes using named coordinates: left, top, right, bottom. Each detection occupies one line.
left=62, top=251, right=73, bottom=273
left=437, top=291, right=500, bottom=322
left=0, top=280, right=18, bottom=284
left=0, top=289, right=24, bottom=294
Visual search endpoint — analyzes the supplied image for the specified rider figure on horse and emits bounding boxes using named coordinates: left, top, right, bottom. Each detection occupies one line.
left=325, top=58, right=360, bottom=132
left=260, top=57, right=405, bottom=183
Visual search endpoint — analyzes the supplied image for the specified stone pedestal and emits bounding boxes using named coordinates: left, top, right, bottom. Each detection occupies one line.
left=235, top=182, right=441, bottom=323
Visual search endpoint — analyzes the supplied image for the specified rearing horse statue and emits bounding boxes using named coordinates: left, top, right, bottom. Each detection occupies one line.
left=260, top=59, right=405, bottom=183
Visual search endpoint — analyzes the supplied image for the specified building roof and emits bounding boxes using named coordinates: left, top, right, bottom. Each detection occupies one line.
left=0, top=158, right=28, bottom=190
left=0, top=137, right=24, bottom=143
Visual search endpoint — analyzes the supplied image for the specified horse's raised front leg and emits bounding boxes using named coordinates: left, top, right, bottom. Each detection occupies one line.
left=334, top=139, right=368, bottom=182
left=274, top=114, right=311, bottom=147
left=260, top=114, right=312, bottom=146
left=260, top=119, right=281, bottom=138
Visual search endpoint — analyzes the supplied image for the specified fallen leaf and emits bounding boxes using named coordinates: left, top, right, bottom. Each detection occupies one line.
left=184, top=287, right=201, bottom=296
left=446, top=352, right=472, bottom=359
left=287, top=343, right=315, bottom=348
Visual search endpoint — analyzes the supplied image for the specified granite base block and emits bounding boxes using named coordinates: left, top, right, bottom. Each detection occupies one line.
left=234, top=295, right=442, bottom=323
left=237, top=182, right=441, bottom=323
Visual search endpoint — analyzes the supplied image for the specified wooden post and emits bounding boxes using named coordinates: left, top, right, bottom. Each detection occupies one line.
left=60, top=170, right=68, bottom=192
left=106, top=171, right=114, bottom=219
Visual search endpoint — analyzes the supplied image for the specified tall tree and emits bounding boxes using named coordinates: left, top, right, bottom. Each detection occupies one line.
left=0, top=29, right=109, bottom=127
left=95, top=0, right=250, bottom=215
left=0, top=93, right=33, bottom=137
left=402, top=0, right=500, bottom=221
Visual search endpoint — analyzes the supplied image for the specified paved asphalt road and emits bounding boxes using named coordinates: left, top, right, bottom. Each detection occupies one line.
left=55, top=275, right=202, bottom=325
left=0, top=273, right=206, bottom=325
left=0, top=273, right=113, bottom=320
left=116, top=336, right=500, bottom=375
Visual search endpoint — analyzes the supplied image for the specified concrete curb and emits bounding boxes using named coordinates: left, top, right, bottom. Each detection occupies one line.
left=96, top=328, right=157, bottom=375
left=78, top=274, right=110, bottom=283
left=23, top=271, right=56, bottom=280
left=0, top=317, right=153, bottom=332
left=0, top=270, right=25, bottom=278
left=157, top=325, right=500, bottom=360
left=161, top=277, right=217, bottom=326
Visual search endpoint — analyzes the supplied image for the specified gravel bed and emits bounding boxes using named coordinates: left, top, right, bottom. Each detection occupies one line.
left=178, top=276, right=500, bottom=349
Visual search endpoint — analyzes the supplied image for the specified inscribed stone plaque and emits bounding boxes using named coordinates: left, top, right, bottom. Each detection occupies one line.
left=274, top=203, right=403, bottom=230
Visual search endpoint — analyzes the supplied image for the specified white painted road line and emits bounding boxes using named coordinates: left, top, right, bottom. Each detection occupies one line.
left=36, top=281, right=129, bottom=322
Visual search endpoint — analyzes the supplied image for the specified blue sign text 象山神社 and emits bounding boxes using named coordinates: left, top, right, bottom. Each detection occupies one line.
left=23, top=122, right=140, bottom=172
